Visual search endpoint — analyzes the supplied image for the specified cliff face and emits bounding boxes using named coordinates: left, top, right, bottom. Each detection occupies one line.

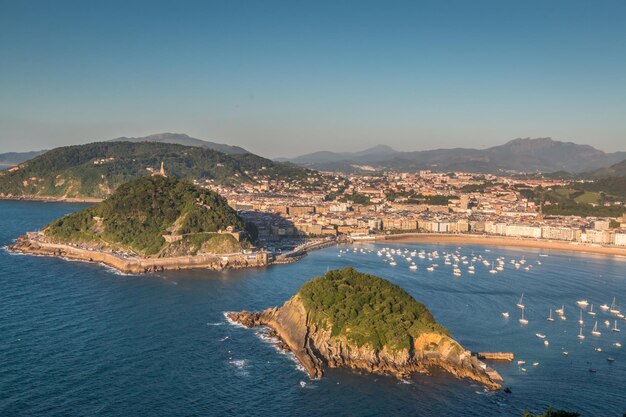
left=227, top=295, right=503, bottom=390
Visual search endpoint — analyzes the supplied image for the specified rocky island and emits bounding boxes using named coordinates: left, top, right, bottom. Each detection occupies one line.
left=10, top=175, right=270, bottom=273
left=228, top=267, right=503, bottom=389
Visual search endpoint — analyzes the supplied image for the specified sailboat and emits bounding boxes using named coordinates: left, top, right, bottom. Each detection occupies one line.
left=519, top=307, right=529, bottom=325
left=600, top=303, right=610, bottom=311
left=517, top=294, right=525, bottom=309
left=587, top=304, right=596, bottom=316
left=547, top=309, right=555, bottom=322
left=577, top=327, right=585, bottom=340
left=489, top=263, right=497, bottom=274
left=591, top=320, right=601, bottom=336
left=610, top=297, right=620, bottom=315
left=555, top=305, right=564, bottom=315
left=613, top=320, right=621, bottom=333
left=578, top=309, right=584, bottom=325
left=502, top=311, right=510, bottom=318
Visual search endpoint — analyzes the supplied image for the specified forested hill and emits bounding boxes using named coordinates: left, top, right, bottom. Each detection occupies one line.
left=298, top=267, right=449, bottom=351
left=45, top=175, right=252, bottom=256
left=0, top=141, right=314, bottom=199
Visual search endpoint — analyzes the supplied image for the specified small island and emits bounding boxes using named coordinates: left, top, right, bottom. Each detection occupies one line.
left=227, top=267, right=503, bottom=389
left=10, top=175, right=270, bottom=273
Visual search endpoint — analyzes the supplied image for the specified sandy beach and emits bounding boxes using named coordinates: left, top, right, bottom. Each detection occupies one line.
left=378, top=233, right=626, bottom=258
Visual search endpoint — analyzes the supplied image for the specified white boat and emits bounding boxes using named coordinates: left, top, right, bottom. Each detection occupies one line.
left=600, top=303, right=610, bottom=311
left=563, top=351, right=569, bottom=356
left=519, top=307, right=529, bottom=325
left=576, top=299, right=589, bottom=308
left=595, top=347, right=602, bottom=352
left=544, top=340, right=549, bottom=346
left=555, top=305, right=564, bottom=315
left=389, top=261, right=397, bottom=266
left=489, top=264, right=497, bottom=274
left=533, top=362, right=539, bottom=366
left=610, top=297, right=620, bottom=315
left=560, top=314, right=567, bottom=321
left=591, top=321, right=601, bottom=336
left=536, top=333, right=546, bottom=339
left=607, top=357, right=615, bottom=362
left=587, top=304, right=596, bottom=316
left=468, top=269, right=475, bottom=275
left=517, top=294, right=525, bottom=309
left=614, top=342, right=622, bottom=348
left=502, top=312, right=510, bottom=318
left=547, top=309, right=555, bottom=322
left=578, top=309, right=584, bottom=325
left=604, top=320, right=611, bottom=327
left=426, top=267, right=434, bottom=272
left=409, top=264, right=418, bottom=270
left=577, top=327, right=585, bottom=340
left=517, top=360, right=526, bottom=365
left=613, top=320, right=620, bottom=333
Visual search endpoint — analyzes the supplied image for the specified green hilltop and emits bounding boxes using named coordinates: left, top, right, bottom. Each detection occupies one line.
left=45, top=175, right=252, bottom=256
left=298, top=267, right=449, bottom=352
left=0, top=141, right=314, bottom=199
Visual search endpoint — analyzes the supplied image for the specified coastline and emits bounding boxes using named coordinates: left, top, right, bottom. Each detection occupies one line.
left=226, top=296, right=503, bottom=390
left=9, top=235, right=270, bottom=274
left=377, top=233, right=626, bottom=257
left=0, top=195, right=103, bottom=204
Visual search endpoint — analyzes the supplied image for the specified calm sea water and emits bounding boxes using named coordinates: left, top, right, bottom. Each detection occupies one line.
left=1, top=200, right=625, bottom=416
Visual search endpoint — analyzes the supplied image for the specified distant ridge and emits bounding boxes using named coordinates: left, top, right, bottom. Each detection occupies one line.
left=110, top=133, right=249, bottom=155
left=587, top=158, right=626, bottom=178
left=0, top=150, right=47, bottom=166
left=282, top=138, right=626, bottom=174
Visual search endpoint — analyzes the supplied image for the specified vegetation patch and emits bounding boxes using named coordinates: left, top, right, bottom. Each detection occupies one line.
left=298, top=267, right=448, bottom=352
left=45, top=175, right=250, bottom=256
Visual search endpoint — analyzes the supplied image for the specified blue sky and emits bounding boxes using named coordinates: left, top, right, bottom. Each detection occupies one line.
left=1, top=0, right=625, bottom=156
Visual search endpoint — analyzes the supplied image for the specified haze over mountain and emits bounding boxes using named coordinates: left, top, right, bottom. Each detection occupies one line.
left=0, top=150, right=47, bottom=165
left=588, top=159, right=626, bottom=179
left=281, top=138, right=626, bottom=174
left=110, top=133, right=249, bottom=155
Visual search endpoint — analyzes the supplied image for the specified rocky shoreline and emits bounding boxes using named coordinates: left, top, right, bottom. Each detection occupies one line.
left=9, top=234, right=269, bottom=274
left=227, top=295, right=503, bottom=390
left=0, top=195, right=103, bottom=203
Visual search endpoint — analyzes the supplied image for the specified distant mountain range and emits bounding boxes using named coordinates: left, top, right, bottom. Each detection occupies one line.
left=0, top=150, right=47, bottom=165
left=280, top=138, right=626, bottom=174
left=109, top=133, right=249, bottom=155
left=0, top=133, right=247, bottom=167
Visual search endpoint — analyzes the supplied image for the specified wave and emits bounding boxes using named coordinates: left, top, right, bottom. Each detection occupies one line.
left=223, top=312, right=248, bottom=329
left=254, top=328, right=307, bottom=375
